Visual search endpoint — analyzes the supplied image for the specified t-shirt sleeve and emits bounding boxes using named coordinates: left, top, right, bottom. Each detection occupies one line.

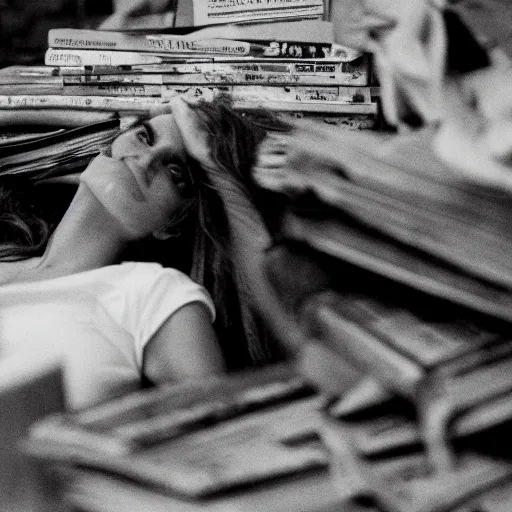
left=112, top=263, right=216, bottom=365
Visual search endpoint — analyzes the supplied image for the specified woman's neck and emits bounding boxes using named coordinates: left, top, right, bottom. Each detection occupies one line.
left=34, top=185, right=129, bottom=278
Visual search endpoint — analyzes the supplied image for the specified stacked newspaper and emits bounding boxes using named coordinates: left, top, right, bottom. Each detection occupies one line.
left=251, top=119, right=512, bottom=510
left=0, top=118, right=120, bottom=179
left=0, top=11, right=377, bottom=124
left=24, top=364, right=331, bottom=500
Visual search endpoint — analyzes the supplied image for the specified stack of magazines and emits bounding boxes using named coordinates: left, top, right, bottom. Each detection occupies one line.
left=24, top=364, right=332, bottom=502
left=0, top=118, right=120, bottom=180
left=0, top=3, right=378, bottom=127
left=251, top=119, right=512, bottom=510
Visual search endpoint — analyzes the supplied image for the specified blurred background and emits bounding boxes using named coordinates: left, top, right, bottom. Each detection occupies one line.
left=0, top=0, right=115, bottom=66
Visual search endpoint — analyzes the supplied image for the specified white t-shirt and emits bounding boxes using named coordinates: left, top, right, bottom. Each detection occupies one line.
left=0, top=262, right=215, bottom=410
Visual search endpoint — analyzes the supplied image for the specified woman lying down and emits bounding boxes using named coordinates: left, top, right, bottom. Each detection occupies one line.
left=0, top=97, right=294, bottom=410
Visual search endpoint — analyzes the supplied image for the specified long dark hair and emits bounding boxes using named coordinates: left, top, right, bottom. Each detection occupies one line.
left=184, top=98, right=291, bottom=368
left=0, top=97, right=289, bottom=369
left=0, top=179, right=72, bottom=261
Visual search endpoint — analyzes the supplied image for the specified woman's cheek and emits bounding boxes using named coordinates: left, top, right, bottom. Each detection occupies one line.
left=149, top=178, right=182, bottom=220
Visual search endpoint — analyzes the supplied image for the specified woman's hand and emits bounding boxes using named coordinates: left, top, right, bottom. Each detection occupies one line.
left=150, top=98, right=214, bottom=171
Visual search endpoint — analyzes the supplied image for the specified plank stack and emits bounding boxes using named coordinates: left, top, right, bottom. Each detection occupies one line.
left=251, top=118, right=512, bottom=511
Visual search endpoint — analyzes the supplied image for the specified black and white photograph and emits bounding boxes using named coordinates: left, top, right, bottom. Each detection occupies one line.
left=1, top=1, right=512, bottom=511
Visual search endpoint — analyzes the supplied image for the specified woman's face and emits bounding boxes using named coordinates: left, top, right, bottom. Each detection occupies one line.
left=81, top=113, right=194, bottom=239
